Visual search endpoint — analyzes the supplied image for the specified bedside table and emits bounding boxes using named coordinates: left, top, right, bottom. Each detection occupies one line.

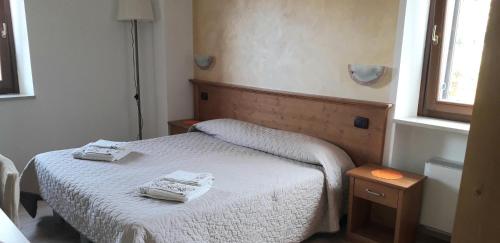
left=168, top=119, right=200, bottom=135
left=346, top=165, right=425, bottom=243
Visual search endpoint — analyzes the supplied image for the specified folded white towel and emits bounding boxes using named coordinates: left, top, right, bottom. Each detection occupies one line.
left=72, top=140, right=130, bottom=162
left=162, top=170, right=214, bottom=187
left=138, top=179, right=213, bottom=202
left=89, top=139, right=124, bottom=149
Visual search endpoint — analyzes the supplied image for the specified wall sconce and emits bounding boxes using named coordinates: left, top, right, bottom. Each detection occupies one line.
left=348, top=64, right=386, bottom=86
left=194, top=55, right=215, bottom=70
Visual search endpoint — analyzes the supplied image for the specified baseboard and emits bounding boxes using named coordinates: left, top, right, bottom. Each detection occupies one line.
left=418, top=225, right=451, bottom=242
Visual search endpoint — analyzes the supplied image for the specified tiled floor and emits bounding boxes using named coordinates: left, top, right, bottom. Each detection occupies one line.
left=19, top=201, right=448, bottom=243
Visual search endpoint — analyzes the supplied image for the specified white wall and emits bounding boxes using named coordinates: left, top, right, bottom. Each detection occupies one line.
left=164, top=0, right=194, bottom=122
left=393, top=0, right=431, bottom=119
left=139, top=0, right=193, bottom=138
left=0, top=0, right=134, bottom=170
left=391, top=125, right=468, bottom=172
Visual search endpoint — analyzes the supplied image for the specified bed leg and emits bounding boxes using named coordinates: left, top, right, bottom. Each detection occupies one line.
left=52, top=210, right=64, bottom=224
left=80, top=234, right=92, bottom=243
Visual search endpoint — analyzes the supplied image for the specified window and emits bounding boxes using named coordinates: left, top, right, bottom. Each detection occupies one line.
left=0, top=0, right=17, bottom=94
left=419, top=0, right=492, bottom=122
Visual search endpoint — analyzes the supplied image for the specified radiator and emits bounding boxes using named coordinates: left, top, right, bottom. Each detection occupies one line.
left=420, top=158, right=463, bottom=234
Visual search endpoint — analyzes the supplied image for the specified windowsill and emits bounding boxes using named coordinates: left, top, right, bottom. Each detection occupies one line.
left=0, top=93, right=35, bottom=101
left=394, top=116, right=470, bottom=135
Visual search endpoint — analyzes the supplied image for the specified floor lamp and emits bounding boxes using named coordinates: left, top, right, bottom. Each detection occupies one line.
left=117, top=0, right=154, bottom=140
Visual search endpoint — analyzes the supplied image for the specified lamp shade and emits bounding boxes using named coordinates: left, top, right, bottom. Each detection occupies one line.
left=117, top=0, right=154, bottom=21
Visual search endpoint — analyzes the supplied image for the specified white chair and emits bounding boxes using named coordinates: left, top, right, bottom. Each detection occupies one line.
left=0, top=154, right=19, bottom=225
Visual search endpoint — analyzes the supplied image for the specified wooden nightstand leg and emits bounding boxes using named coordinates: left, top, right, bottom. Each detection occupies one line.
left=347, top=177, right=373, bottom=242
left=394, top=183, right=423, bottom=243
left=347, top=177, right=355, bottom=234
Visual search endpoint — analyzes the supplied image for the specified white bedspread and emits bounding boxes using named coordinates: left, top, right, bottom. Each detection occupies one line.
left=21, top=119, right=354, bottom=243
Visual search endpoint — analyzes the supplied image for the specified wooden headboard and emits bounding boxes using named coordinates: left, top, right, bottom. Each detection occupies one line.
left=191, top=79, right=392, bottom=166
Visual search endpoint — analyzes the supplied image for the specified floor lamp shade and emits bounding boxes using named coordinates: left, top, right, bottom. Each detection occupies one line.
left=117, top=0, right=154, bottom=21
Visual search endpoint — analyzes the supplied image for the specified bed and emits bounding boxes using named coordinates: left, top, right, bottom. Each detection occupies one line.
left=20, top=80, right=392, bottom=243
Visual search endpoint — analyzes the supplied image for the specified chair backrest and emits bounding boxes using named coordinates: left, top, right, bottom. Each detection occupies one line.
left=0, top=154, right=19, bottom=224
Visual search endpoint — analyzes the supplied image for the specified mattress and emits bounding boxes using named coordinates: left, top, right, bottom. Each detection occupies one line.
left=21, top=119, right=355, bottom=243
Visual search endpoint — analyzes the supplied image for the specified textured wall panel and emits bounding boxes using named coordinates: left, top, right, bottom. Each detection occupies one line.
left=193, top=0, right=400, bottom=102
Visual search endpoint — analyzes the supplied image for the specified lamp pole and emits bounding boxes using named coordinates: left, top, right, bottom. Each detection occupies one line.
left=117, top=0, right=153, bottom=140
left=132, top=19, right=143, bottom=140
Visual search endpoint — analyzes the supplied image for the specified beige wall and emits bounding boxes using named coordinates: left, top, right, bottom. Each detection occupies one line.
left=193, top=0, right=400, bottom=102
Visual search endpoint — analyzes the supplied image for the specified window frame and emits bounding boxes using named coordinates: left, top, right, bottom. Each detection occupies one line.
left=418, top=0, right=474, bottom=123
left=0, top=0, right=18, bottom=95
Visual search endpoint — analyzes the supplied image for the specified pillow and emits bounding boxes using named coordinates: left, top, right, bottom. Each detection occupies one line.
left=191, top=119, right=352, bottom=167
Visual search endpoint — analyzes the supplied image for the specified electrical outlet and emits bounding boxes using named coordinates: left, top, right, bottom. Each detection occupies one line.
left=354, top=116, right=369, bottom=129
left=201, top=92, right=208, bottom=101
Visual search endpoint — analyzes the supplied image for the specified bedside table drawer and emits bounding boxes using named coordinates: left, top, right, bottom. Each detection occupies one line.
left=354, top=179, right=399, bottom=208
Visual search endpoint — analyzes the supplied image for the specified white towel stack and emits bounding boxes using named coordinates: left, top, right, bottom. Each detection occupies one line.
left=139, top=170, right=214, bottom=202
left=72, top=140, right=130, bottom=162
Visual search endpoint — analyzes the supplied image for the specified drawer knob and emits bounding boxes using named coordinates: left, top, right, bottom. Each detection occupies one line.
left=365, top=188, right=385, bottom=197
